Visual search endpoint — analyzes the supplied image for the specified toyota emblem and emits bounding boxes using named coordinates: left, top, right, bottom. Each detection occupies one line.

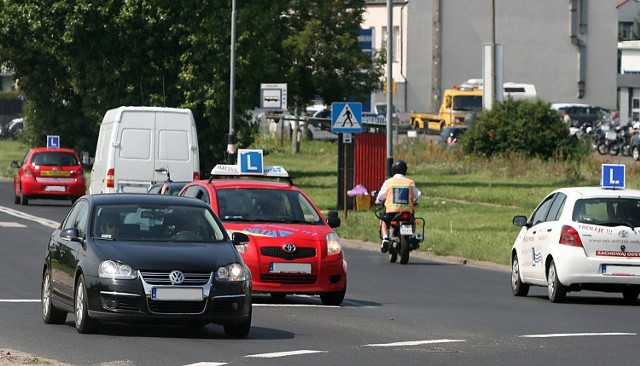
left=282, top=243, right=296, bottom=253
left=169, top=270, right=185, bottom=285
left=619, top=230, right=629, bottom=238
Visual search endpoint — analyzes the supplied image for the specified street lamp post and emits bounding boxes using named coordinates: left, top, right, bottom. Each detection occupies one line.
left=227, top=0, right=238, bottom=164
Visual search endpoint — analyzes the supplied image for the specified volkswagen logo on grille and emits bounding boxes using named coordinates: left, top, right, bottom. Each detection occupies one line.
left=619, top=230, right=629, bottom=238
left=282, top=243, right=297, bottom=253
left=169, top=270, right=185, bottom=285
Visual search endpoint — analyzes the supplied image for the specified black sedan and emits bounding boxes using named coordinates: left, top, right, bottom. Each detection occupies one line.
left=41, top=193, right=252, bottom=337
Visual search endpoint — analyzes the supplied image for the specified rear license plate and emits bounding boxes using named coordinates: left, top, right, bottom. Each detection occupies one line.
left=400, top=224, right=413, bottom=235
left=41, top=171, right=70, bottom=177
left=602, top=264, right=640, bottom=276
left=152, top=287, right=203, bottom=301
left=270, top=262, right=312, bottom=274
left=44, top=186, right=65, bottom=192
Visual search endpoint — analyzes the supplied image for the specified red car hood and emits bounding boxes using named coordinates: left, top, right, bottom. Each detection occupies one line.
left=222, top=222, right=330, bottom=244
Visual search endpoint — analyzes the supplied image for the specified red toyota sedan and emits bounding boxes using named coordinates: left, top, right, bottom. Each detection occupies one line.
left=180, top=165, right=346, bottom=305
left=11, top=147, right=87, bottom=205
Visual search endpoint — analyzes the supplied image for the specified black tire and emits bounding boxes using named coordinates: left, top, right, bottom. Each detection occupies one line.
left=270, top=293, right=287, bottom=300
left=511, top=255, right=529, bottom=297
left=20, top=190, right=28, bottom=206
left=399, top=235, right=410, bottom=265
left=223, top=314, right=251, bottom=338
left=42, top=271, right=67, bottom=324
left=320, top=285, right=346, bottom=306
left=596, top=143, right=609, bottom=155
left=389, top=251, right=398, bottom=263
left=14, top=193, right=20, bottom=204
left=74, top=275, right=100, bottom=334
left=547, top=260, right=567, bottom=303
left=622, top=288, right=640, bottom=305
left=633, top=146, right=640, bottom=161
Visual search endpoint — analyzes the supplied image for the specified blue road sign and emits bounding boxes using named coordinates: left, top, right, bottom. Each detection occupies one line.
left=331, top=102, right=362, bottom=133
left=601, top=164, right=625, bottom=189
left=238, top=149, right=264, bottom=175
left=47, top=135, right=60, bottom=148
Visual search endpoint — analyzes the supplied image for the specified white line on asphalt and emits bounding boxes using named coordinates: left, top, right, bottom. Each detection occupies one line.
left=0, top=206, right=60, bottom=229
left=182, top=363, right=227, bottom=366
left=364, top=339, right=466, bottom=347
left=0, top=300, right=40, bottom=303
left=520, top=332, right=636, bottom=338
left=0, top=222, right=27, bottom=227
left=245, top=350, right=327, bottom=359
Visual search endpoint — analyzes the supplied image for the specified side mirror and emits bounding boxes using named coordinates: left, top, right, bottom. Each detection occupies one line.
left=60, top=228, right=82, bottom=242
left=80, top=151, right=94, bottom=168
left=512, top=215, right=528, bottom=227
left=10, top=160, right=19, bottom=169
left=231, top=232, right=250, bottom=246
left=326, top=210, right=340, bottom=228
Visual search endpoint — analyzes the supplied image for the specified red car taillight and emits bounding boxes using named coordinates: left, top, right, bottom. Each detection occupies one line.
left=559, top=225, right=583, bottom=247
left=23, top=167, right=33, bottom=177
left=106, top=168, right=114, bottom=188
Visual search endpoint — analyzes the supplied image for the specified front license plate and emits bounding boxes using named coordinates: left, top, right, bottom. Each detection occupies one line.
left=44, top=186, right=65, bottom=192
left=602, top=264, right=640, bottom=276
left=152, top=287, right=203, bottom=301
left=270, top=262, right=312, bottom=274
left=400, top=224, right=413, bottom=235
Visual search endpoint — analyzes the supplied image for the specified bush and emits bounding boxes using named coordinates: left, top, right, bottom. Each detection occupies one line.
left=462, top=99, right=583, bottom=160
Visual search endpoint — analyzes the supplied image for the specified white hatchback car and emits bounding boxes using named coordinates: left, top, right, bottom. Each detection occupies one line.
left=511, top=187, right=640, bottom=303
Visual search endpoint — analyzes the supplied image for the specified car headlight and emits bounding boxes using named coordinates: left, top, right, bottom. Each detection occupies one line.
left=326, top=233, right=343, bottom=256
left=216, top=263, right=247, bottom=282
left=99, top=260, right=137, bottom=280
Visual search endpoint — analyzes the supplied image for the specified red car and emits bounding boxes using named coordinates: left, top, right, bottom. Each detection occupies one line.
left=11, top=147, right=87, bottom=205
left=180, top=165, right=347, bottom=305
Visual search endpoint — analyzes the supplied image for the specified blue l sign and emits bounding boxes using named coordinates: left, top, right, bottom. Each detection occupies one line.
left=238, top=149, right=263, bottom=175
left=601, top=164, right=625, bottom=189
left=47, top=135, right=60, bottom=148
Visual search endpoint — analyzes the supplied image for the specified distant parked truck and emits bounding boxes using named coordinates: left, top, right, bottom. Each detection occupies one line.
left=89, top=106, right=200, bottom=194
left=410, top=79, right=537, bottom=132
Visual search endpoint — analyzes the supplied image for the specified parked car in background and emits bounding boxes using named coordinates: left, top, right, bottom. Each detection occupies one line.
left=179, top=164, right=347, bottom=305
left=11, top=147, right=86, bottom=205
left=148, top=181, right=191, bottom=195
left=41, top=193, right=252, bottom=337
left=438, top=126, right=467, bottom=147
left=551, top=103, right=611, bottom=128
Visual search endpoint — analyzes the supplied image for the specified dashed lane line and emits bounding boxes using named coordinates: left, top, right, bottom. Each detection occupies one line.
left=364, top=339, right=465, bottom=347
left=0, top=206, right=60, bottom=229
left=245, top=350, right=327, bottom=359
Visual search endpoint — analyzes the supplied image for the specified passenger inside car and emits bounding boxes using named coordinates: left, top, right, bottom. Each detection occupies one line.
left=98, top=212, right=121, bottom=239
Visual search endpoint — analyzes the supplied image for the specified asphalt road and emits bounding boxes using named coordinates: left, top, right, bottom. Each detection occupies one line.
left=1, top=181, right=639, bottom=366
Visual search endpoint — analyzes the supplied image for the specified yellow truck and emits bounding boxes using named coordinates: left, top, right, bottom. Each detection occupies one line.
left=409, top=86, right=482, bottom=132
left=410, top=80, right=536, bottom=132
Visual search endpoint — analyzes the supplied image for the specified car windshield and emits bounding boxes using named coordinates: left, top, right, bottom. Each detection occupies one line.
left=453, top=96, right=483, bottom=112
left=32, top=152, right=78, bottom=166
left=572, top=198, right=640, bottom=227
left=216, top=188, right=322, bottom=224
left=92, top=204, right=226, bottom=242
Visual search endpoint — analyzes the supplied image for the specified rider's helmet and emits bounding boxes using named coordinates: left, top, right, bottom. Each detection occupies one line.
left=392, top=160, right=408, bottom=175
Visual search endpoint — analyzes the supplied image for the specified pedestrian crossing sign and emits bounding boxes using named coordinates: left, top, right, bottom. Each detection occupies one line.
left=331, top=102, right=362, bottom=133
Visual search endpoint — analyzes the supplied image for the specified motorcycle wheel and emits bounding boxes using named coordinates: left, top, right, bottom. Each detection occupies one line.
left=609, top=147, right=620, bottom=156
left=622, top=144, right=632, bottom=157
left=400, top=235, right=410, bottom=265
left=633, top=146, right=640, bottom=161
left=596, top=143, right=609, bottom=155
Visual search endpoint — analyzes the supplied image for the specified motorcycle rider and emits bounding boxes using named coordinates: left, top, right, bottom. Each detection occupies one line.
left=374, top=160, right=421, bottom=253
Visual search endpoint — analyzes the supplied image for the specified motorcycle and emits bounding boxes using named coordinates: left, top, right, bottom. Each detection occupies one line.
left=374, top=205, right=425, bottom=264
left=596, top=125, right=632, bottom=156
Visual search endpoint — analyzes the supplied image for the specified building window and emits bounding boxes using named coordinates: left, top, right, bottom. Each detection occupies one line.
left=619, top=22, right=634, bottom=41
left=633, top=98, right=640, bottom=109
left=381, top=26, right=400, bottom=62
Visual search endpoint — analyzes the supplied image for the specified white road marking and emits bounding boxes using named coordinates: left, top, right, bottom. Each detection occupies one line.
left=182, top=363, right=227, bottom=366
left=520, top=332, right=636, bottom=338
left=254, top=303, right=338, bottom=308
left=365, top=339, right=465, bottom=347
left=245, top=350, right=327, bottom=358
left=0, top=222, right=27, bottom=228
left=0, top=206, right=60, bottom=229
left=0, top=300, right=40, bottom=303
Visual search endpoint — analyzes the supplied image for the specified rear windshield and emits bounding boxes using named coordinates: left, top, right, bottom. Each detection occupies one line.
left=573, top=198, right=640, bottom=227
left=31, top=152, right=78, bottom=166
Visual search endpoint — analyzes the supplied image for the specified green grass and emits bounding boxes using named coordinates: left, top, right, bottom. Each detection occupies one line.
left=4, top=135, right=640, bottom=267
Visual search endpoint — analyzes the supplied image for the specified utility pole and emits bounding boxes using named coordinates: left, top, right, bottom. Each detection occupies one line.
left=490, top=0, right=497, bottom=106
left=385, top=0, right=393, bottom=177
left=432, top=0, right=442, bottom=112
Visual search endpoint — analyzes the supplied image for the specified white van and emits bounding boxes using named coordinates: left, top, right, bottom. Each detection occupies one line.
left=89, top=106, right=200, bottom=194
